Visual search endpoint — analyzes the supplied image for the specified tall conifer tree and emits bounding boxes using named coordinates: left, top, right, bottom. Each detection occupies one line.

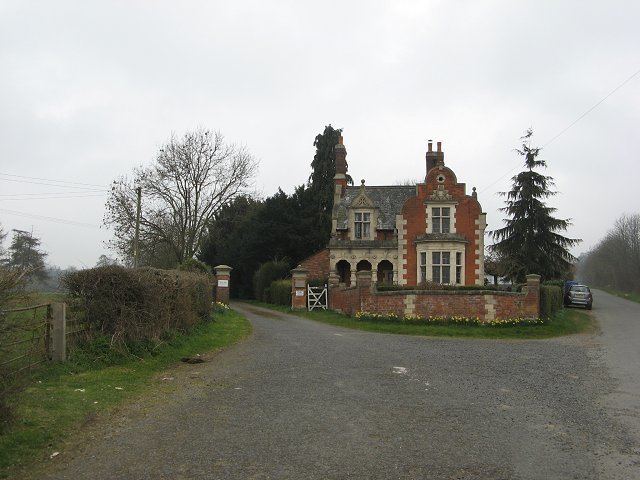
left=490, top=129, right=580, bottom=282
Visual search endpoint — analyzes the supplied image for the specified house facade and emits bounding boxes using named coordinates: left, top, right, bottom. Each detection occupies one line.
left=327, top=136, right=486, bottom=287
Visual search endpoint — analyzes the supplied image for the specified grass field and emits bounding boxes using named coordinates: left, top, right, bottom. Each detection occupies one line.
left=248, top=301, right=595, bottom=339
left=0, top=308, right=251, bottom=479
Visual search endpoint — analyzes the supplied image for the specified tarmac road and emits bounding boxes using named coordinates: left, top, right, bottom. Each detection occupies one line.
left=39, top=292, right=640, bottom=479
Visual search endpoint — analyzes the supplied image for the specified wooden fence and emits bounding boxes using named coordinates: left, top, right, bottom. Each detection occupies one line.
left=0, top=303, right=83, bottom=390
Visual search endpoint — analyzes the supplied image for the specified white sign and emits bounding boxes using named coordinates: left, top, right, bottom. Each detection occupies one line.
left=217, top=279, right=229, bottom=287
left=295, top=290, right=305, bottom=297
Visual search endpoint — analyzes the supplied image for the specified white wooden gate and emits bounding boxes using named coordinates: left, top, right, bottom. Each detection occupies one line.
left=307, top=285, right=328, bottom=311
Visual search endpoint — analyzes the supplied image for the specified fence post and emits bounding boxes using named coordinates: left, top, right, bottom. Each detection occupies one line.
left=50, top=302, right=66, bottom=362
left=291, top=266, right=309, bottom=310
left=214, top=265, right=232, bottom=304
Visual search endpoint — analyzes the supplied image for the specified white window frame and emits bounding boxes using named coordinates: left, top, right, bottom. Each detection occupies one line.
left=426, top=203, right=457, bottom=234
left=354, top=211, right=371, bottom=240
left=415, top=242, right=465, bottom=285
left=432, top=251, right=451, bottom=284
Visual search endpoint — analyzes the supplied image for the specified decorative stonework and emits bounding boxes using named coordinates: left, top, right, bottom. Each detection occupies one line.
left=474, top=213, right=487, bottom=285
left=429, top=185, right=453, bottom=201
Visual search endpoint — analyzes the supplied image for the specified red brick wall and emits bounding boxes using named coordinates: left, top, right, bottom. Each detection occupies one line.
left=300, top=249, right=330, bottom=280
left=330, top=285, right=539, bottom=321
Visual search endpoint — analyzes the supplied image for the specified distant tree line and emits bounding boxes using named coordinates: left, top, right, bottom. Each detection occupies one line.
left=578, top=214, right=640, bottom=293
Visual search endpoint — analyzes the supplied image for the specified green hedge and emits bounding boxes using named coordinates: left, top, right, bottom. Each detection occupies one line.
left=268, top=279, right=292, bottom=306
left=253, top=261, right=290, bottom=301
left=540, top=285, right=563, bottom=318
left=63, top=266, right=213, bottom=344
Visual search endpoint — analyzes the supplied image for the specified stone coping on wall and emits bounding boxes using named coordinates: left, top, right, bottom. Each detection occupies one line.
left=372, top=288, right=523, bottom=297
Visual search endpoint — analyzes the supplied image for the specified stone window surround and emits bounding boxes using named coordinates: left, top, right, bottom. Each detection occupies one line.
left=348, top=208, right=378, bottom=241
left=425, top=201, right=457, bottom=234
left=415, top=241, right=466, bottom=285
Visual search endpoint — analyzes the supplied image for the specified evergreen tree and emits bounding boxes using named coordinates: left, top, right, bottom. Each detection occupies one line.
left=305, top=125, right=352, bottom=251
left=7, top=229, right=48, bottom=280
left=490, top=129, right=580, bottom=282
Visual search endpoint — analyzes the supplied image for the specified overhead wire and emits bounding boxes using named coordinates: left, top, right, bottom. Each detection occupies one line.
left=478, top=66, right=640, bottom=194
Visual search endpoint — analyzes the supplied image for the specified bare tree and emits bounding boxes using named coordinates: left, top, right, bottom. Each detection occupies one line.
left=578, top=214, right=640, bottom=293
left=105, top=129, right=257, bottom=266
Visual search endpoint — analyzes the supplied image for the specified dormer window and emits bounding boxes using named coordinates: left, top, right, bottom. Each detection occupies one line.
left=432, top=207, right=450, bottom=234
left=354, top=212, right=371, bottom=239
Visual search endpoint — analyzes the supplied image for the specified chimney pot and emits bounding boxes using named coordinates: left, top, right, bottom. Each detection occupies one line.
left=428, top=140, right=433, bottom=152
left=338, top=134, right=344, bottom=145
left=437, top=141, right=442, bottom=152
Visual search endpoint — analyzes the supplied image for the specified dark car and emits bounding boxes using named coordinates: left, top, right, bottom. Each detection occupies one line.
left=565, top=284, right=593, bottom=310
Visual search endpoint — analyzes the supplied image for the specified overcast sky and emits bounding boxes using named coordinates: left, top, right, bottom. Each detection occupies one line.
left=1, top=0, right=639, bottom=268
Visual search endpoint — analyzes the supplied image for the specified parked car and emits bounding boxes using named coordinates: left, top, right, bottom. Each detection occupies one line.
left=565, top=284, right=593, bottom=310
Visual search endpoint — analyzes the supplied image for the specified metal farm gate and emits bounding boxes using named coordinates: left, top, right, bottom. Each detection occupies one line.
left=307, top=284, right=328, bottom=311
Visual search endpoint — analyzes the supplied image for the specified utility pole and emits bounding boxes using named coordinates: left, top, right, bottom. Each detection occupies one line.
left=133, top=186, right=142, bottom=268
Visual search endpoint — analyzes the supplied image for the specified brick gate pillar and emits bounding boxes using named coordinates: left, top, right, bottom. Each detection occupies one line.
left=524, top=274, right=541, bottom=318
left=356, top=270, right=373, bottom=312
left=291, top=266, right=309, bottom=310
left=214, top=265, right=232, bottom=304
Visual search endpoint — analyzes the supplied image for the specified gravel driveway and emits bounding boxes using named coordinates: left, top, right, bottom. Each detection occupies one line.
left=39, top=291, right=639, bottom=480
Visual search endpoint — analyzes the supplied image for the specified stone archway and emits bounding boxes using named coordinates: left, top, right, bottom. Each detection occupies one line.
left=336, top=260, right=351, bottom=286
left=356, top=259, right=372, bottom=272
left=377, top=259, right=394, bottom=285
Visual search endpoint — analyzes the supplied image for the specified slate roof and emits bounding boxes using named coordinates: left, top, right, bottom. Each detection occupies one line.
left=336, top=185, right=416, bottom=230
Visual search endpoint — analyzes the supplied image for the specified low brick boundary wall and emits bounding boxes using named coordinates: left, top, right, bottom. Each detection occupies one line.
left=327, top=271, right=540, bottom=321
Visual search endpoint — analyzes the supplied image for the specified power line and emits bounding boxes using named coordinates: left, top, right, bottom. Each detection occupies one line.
left=0, top=191, right=106, bottom=196
left=0, top=208, right=101, bottom=229
left=0, top=177, right=108, bottom=192
left=0, top=172, right=108, bottom=188
left=478, top=66, right=640, bottom=194
left=0, top=193, right=106, bottom=201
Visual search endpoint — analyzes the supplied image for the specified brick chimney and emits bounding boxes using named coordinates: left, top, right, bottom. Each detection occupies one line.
left=425, top=140, right=445, bottom=176
left=334, top=134, right=348, bottom=194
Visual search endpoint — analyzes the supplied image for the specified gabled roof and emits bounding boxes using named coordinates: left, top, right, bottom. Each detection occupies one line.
left=336, top=185, right=416, bottom=230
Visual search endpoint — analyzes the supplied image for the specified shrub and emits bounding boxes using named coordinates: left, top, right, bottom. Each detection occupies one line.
left=543, top=279, right=565, bottom=287
left=308, top=278, right=327, bottom=288
left=253, top=260, right=290, bottom=301
left=540, top=285, right=563, bottom=318
left=62, top=266, right=213, bottom=344
left=268, top=279, right=292, bottom=306
left=178, top=258, right=212, bottom=274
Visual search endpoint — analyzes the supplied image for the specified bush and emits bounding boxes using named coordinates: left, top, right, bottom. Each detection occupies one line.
left=268, top=279, right=292, bottom=306
left=540, top=285, right=563, bottom=318
left=62, top=266, right=213, bottom=344
left=308, top=278, right=327, bottom=288
left=253, top=260, right=290, bottom=301
left=178, top=258, right=212, bottom=274
left=543, top=279, right=565, bottom=287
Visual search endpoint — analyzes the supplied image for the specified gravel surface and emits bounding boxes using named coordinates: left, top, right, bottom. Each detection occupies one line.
left=38, top=293, right=639, bottom=480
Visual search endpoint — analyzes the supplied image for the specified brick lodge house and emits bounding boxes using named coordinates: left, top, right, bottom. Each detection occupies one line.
left=302, top=136, right=487, bottom=287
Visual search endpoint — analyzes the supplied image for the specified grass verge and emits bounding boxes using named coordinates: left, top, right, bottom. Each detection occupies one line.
left=601, top=288, right=640, bottom=304
left=0, top=309, right=251, bottom=479
left=248, top=301, right=595, bottom=339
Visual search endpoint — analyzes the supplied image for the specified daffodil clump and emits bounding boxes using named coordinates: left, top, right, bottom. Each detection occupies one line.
left=213, top=301, right=230, bottom=314
left=354, top=311, right=544, bottom=327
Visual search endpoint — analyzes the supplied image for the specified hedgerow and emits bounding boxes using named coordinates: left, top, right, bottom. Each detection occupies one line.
left=62, top=266, right=213, bottom=344
left=540, top=285, right=563, bottom=318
